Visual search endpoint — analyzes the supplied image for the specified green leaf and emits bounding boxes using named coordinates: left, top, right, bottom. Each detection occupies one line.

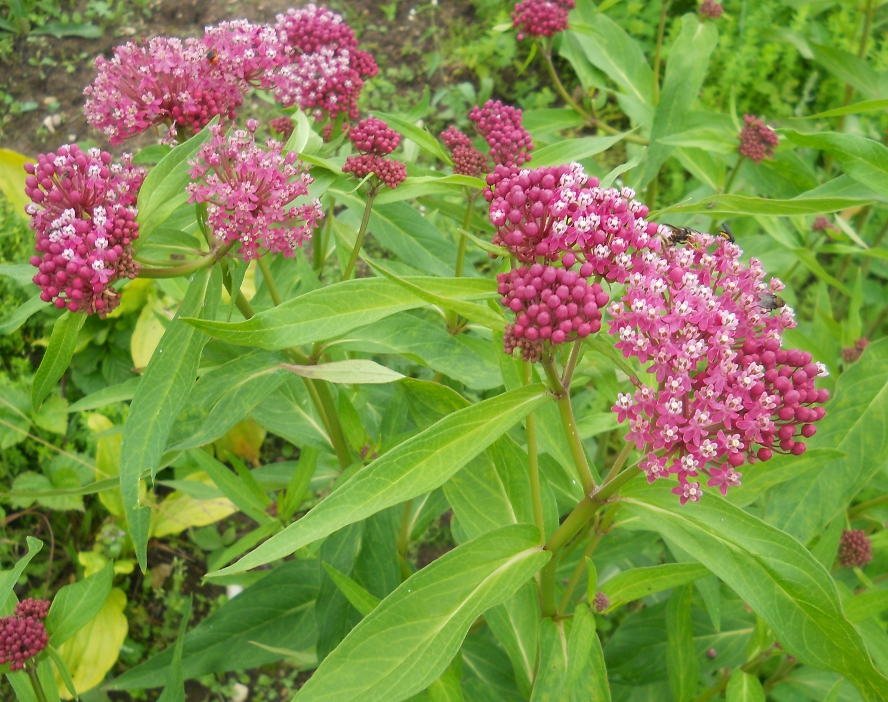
left=183, top=276, right=496, bottom=350
left=727, top=448, right=845, bottom=508
left=364, top=258, right=505, bottom=331
left=109, top=560, right=318, bottom=690
left=530, top=618, right=569, bottom=701
left=657, top=126, right=737, bottom=154
left=280, top=448, right=317, bottom=521
left=600, top=563, right=710, bottom=609
left=282, top=360, right=405, bottom=384
left=651, top=193, right=875, bottom=218
left=801, top=99, right=888, bottom=120
left=621, top=481, right=888, bottom=701
left=45, top=644, right=78, bottom=700
left=568, top=18, right=654, bottom=105
left=765, top=338, right=888, bottom=543
left=32, top=311, right=86, bottom=412
left=567, top=604, right=611, bottom=700
left=120, top=267, right=220, bottom=571
left=634, top=15, right=718, bottom=188
left=373, top=112, right=452, bottom=165
left=666, top=586, right=698, bottom=702
left=156, top=598, right=191, bottom=702
left=322, top=562, right=381, bottom=617
left=725, top=670, right=765, bottom=702
left=374, top=175, right=485, bottom=206
left=485, top=583, right=539, bottom=697
left=601, top=152, right=644, bottom=189
left=66, top=377, right=140, bottom=412
left=0, top=537, right=42, bottom=610
left=46, top=561, right=113, bottom=646
left=808, top=42, right=888, bottom=101
left=293, top=525, right=549, bottom=702
left=844, top=591, right=888, bottom=624
left=187, top=450, right=272, bottom=525
left=530, top=134, right=629, bottom=168
left=212, top=384, right=549, bottom=576
left=781, top=130, right=888, bottom=200
left=136, top=124, right=214, bottom=241
left=0, top=148, right=33, bottom=219
left=33, top=21, right=102, bottom=38
left=0, top=294, right=47, bottom=335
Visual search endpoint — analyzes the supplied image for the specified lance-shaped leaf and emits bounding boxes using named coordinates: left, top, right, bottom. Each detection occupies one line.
left=46, top=561, right=113, bottom=646
left=620, top=481, right=888, bottom=701
left=0, top=294, right=47, bottom=335
left=182, top=276, right=496, bottom=350
left=0, top=537, right=42, bottom=609
left=31, top=311, right=86, bottom=412
left=120, top=267, right=220, bottom=571
left=600, top=563, right=710, bottom=609
left=666, top=586, right=698, bottom=702
left=294, top=525, right=549, bottom=702
left=211, top=384, right=549, bottom=576
left=726, top=670, right=765, bottom=702
left=652, top=192, right=877, bottom=218
left=282, top=360, right=404, bottom=385
left=531, top=134, right=628, bottom=167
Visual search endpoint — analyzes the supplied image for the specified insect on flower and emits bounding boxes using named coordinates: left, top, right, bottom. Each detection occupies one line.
left=759, top=292, right=787, bottom=311
left=717, top=222, right=736, bottom=243
left=206, top=49, right=219, bottom=65
left=659, top=223, right=701, bottom=247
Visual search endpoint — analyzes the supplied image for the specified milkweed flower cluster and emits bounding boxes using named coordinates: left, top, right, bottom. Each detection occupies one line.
left=838, top=529, right=872, bottom=568
left=26, top=145, right=144, bottom=316
left=470, top=100, right=533, bottom=168
left=202, top=20, right=289, bottom=90
left=342, top=117, right=407, bottom=189
left=188, top=121, right=323, bottom=260
left=440, top=126, right=488, bottom=178
left=270, top=116, right=296, bottom=140
left=511, top=0, right=576, bottom=41
left=609, top=231, right=828, bottom=500
left=0, top=599, right=50, bottom=671
left=273, top=4, right=379, bottom=120
left=738, top=115, right=779, bottom=165
left=699, top=0, right=724, bottom=19
left=84, top=36, right=243, bottom=145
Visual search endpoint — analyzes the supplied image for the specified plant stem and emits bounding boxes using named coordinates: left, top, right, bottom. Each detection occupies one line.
left=315, top=198, right=335, bottom=273
left=26, top=665, right=48, bottom=702
left=723, top=155, right=745, bottom=194
left=557, top=503, right=619, bottom=614
left=397, top=499, right=413, bottom=557
left=447, top=190, right=479, bottom=332
left=342, top=186, right=377, bottom=281
left=849, top=493, right=888, bottom=518
left=524, top=362, right=546, bottom=545
left=540, top=38, right=648, bottom=145
left=602, top=441, right=633, bottom=485
left=138, top=241, right=236, bottom=279
left=561, top=340, right=583, bottom=389
left=836, top=0, right=875, bottom=133
left=257, top=255, right=283, bottom=307
left=542, top=355, right=595, bottom=494
left=652, top=0, right=671, bottom=104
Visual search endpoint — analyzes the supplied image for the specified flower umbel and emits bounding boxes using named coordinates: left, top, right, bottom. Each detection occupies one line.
left=202, top=19, right=289, bottom=90
left=511, top=0, right=576, bottom=41
left=738, top=115, right=779, bottom=165
left=609, top=231, right=828, bottom=495
left=26, top=145, right=144, bottom=316
left=699, top=1, right=724, bottom=19
left=84, top=36, right=243, bottom=144
left=440, top=126, right=487, bottom=178
left=838, top=529, right=872, bottom=568
left=342, top=117, right=407, bottom=189
left=470, top=100, right=533, bottom=168
left=0, top=600, right=50, bottom=671
left=188, top=121, right=323, bottom=260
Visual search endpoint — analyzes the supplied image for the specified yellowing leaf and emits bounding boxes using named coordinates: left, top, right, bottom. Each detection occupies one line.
left=0, top=148, right=34, bottom=219
left=152, top=472, right=237, bottom=537
left=131, top=299, right=167, bottom=368
left=88, top=413, right=125, bottom=515
left=213, top=418, right=266, bottom=466
left=53, top=588, right=128, bottom=699
left=79, top=552, right=135, bottom=577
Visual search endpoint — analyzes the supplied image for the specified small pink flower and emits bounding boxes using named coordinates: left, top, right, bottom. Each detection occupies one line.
left=838, top=529, right=872, bottom=568
left=202, top=19, right=289, bottom=90
left=342, top=118, right=407, bottom=189
left=512, top=0, right=575, bottom=40
left=441, top=127, right=487, bottom=177
left=0, top=609, right=49, bottom=671
left=26, top=145, right=143, bottom=315
left=738, top=115, right=779, bottom=165
left=699, top=1, right=724, bottom=20
left=188, top=123, right=323, bottom=260
left=470, top=100, right=533, bottom=168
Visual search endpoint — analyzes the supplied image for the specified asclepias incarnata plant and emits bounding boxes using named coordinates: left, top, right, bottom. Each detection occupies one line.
left=3, top=1, right=888, bottom=701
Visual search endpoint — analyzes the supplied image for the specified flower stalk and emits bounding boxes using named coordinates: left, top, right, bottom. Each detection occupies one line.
left=342, top=185, right=378, bottom=281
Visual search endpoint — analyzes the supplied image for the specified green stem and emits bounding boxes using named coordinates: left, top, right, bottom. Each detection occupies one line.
left=342, top=186, right=377, bottom=281
left=524, top=362, right=546, bottom=546
left=723, top=155, right=745, bottom=194
left=850, top=493, right=888, bottom=518
left=26, top=665, right=48, bottom=702
left=314, top=380, right=352, bottom=470
left=602, top=441, right=633, bottom=486
left=557, top=503, right=619, bottom=614
left=539, top=558, right=559, bottom=617
left=138, top=241, right=236, bottom=279
left=447, top=190, right=479, bottom=332
left=561, top=340, right=583, bottom=389
left=652, top=0, right=671, bottom=104
left=836, top=0, right=875, bottom=133
left=593, top=459, right=639, bottom=503
left=545, top=495, right=597, bottom=554
left=542, top=355, right=595, bottom=495
left=257, top=255, right=283, bottom=307
left=315, top=198, right=335, bottom=273
left=397, top=499, right=414, bottom=557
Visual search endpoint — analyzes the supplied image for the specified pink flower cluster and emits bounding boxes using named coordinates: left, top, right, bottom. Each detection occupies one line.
left=609, top=231, right=828, bottom=500
left=699, top=1, right=724, bottom=19
left=738, top=115, right=779, bottom=165
left=839, top=529, right=872, bottom=568
left=271, top=116, right=296, bottom=140
left=470, top=100, right=533, bottom=168
left=26, top=145, right=144, bottom=316
left=484, top=162, right=655, bottom=273
left=499, top=263, right=608, bottom=362
left=188, top=121, right=323, bottom=260
left=511, top=0, right=576, bottom=41
left=273, top=5, right=378, bottom=120
left=203, top=20, right=288, bottom=90
left=0, top=599, right=50, bottom=671
left=342, top=117, right=407, bottom=189
left=84, top=36, right=243, bottom=145
left=440, top=126, right=488, bottom=178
